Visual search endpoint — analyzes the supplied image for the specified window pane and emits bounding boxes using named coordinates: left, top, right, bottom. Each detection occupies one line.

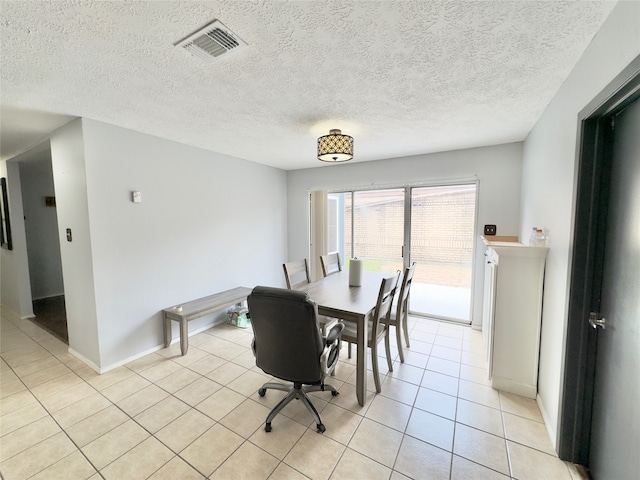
left=352, top=189, right=404, bottom=275
left=409, top=184, right=476, bottom=322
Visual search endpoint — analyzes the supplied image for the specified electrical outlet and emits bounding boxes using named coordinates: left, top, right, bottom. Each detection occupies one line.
left=484, top=224, right=497, bottom=236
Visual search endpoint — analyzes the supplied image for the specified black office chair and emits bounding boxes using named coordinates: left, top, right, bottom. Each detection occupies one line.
left=248, top=286, right=344, bottom=433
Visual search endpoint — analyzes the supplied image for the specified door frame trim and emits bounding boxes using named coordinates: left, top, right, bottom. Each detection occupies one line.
left=559, top=54, right=640, bottom=465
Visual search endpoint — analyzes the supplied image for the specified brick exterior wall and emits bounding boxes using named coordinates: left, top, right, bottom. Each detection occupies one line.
left=345, top=188, right=475, bottom=265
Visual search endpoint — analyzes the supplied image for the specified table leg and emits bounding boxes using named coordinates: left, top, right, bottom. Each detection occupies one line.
left=356, top=314, right=368, bottom=406
left=163, top=314, right=172, bottom=348
left=179, top=318, right=189, bottom=356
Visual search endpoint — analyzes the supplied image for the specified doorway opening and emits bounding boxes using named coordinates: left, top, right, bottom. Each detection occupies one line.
left=31, top=295, right=67, bottom=343
left=559, top=56, right=639, bottom=474
left=19, top=147, right=68, bottom=344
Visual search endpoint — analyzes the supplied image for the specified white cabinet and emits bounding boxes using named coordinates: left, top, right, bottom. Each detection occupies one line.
left=482, top=237, right=547, bottom=398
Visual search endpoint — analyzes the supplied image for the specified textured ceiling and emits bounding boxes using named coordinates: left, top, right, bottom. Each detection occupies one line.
left=0, top=0, right=617, bottom=170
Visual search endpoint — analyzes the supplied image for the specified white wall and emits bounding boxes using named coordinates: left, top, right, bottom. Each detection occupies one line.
left=3, top=119, right=287, bottom=370
left=50, top=119, right=101, bottom=367
left=0, top=160, right=34, bottom=319
left=287, top=142, right=523, bottom=327
left=0, top=161, right=3, bottom=306
left=78, top=119, right=287, bottom=368
left=520, top=1, right=640, bottom=448
left=20, top=156, right=64, bottom=300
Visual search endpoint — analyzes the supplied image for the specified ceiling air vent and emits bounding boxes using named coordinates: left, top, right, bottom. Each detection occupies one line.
left=174, top=20, right=247, bottom=61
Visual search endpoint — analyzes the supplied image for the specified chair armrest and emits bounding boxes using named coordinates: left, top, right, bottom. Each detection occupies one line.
left=325, top=322, right=345, bottom=346
left=320, top=323, right=344, bottom=375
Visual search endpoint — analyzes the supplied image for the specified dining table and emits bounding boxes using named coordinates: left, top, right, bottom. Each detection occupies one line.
left=297, top=269, right=390, bottom=406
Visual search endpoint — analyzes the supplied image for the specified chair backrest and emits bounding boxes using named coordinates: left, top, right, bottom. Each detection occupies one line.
left=396, top=262, right=417, bottom=320
left=320, top=253, right=342, bottom=277
left=248, top=286, right=324, bottom=384
left=370, top=271, right=401, bottom=340
left=283, top=259, right=311, bottom=289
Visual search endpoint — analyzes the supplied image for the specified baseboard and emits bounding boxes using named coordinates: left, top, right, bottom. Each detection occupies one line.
left=93, top=343, right=165, bottom=374
left=491, top=377, right=537, bottom=399
left=0, top=305, right=22, bottom=322
left=67, top=347, right=102, bottom=374
left=537, top=393, right=558, bottom=452
left=0, top=304, right=35, bottom=321
left=171, top=317, right=227, bottom=341
left=95, top=317, right=227, bottom=374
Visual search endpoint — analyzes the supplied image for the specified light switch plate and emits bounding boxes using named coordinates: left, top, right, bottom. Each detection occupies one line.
left=132, top=191, right=142, bottom=203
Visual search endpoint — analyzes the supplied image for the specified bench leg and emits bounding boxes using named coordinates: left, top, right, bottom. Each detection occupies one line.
left=163, top=314, right=172, bottom=348
left=180, top=318, right=189, bottom=356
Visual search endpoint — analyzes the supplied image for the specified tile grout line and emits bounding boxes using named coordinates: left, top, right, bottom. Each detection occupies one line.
left=499, top=391, right=517, bottom=479
left=2, top=314, right=569, bottom=480
left=1, top=358, right=106, bottom=479
left=127, top=339, right=357, bottom=479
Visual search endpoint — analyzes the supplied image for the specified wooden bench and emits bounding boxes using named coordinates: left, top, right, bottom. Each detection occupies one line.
left=162, top=286, right=252, bottom=356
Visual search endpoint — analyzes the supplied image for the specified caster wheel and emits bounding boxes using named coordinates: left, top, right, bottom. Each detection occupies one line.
left=265, top=423, right=272, bottom=432
left=331, top=390, right=339, bottom=396
left=317, top=423, right=326, bottom=433
left=258, top=388, right=266, bottom=397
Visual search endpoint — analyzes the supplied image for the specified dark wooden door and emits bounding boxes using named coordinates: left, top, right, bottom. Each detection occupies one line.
left=588, top=97, right=640, bottom=479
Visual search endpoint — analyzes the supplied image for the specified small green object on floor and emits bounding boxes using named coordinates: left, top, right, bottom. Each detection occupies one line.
left=227, top=304, right=250, bottom=328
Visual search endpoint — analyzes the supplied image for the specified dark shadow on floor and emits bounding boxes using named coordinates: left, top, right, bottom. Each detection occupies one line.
left=32, top=295, right=68, bottom=344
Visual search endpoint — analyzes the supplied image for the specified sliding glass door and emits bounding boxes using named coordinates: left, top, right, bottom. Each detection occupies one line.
left=408, top=185, right=476, bottom=322
left=328, top=182, right=476, bottom=324
left=351, top=189, right=405, bottom=276
left=328, top=189, right=404, bottom=276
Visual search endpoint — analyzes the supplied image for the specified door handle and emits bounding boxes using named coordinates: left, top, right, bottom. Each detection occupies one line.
left=589, top=312, right=606, bottom=330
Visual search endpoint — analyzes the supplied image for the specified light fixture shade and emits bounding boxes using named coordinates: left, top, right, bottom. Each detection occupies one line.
left=317, top=129, right=353, bottom=162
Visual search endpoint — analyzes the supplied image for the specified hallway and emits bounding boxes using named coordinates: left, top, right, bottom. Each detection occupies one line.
left=31, top=296, right=67, bottom=344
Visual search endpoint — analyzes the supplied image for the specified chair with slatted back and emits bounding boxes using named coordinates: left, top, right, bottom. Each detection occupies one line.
left=283, top=259, right=338, bottom=335
left=320, top=253, right=342, bottom=277
left=340, top=271, right=401, bottom=393
left=382, top=262, right=416, bottom=363
left=283, top=259, right=311, bottom=289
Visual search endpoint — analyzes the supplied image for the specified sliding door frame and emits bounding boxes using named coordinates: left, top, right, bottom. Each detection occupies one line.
left=329, top=179, right=479, bottom=322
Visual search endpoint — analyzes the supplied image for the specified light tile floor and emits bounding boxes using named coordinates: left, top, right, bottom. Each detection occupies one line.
left=0, top=309, right=588, bottom=480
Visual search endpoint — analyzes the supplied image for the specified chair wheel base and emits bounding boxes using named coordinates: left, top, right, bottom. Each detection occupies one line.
left=331, top=390, right=339, bottom=396
left=258, top=388, right=266, bottom=397
left=316, top=423, right=326, bottom=433
left=265, top=423, right=272, bottom=432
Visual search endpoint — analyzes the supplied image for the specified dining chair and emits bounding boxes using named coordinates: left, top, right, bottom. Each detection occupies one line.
left=283, top=259, right=311, bottom=289
left=320, top=252, right=342, bottom=277
left=383, top=262, right=416, bottom=363
left=283, top=259, right=339, bottom=337
left=340, top=271, right=401, bottom=393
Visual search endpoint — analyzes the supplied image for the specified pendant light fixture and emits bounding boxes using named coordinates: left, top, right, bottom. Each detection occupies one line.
left=317, top=129, right=354, bottom=162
